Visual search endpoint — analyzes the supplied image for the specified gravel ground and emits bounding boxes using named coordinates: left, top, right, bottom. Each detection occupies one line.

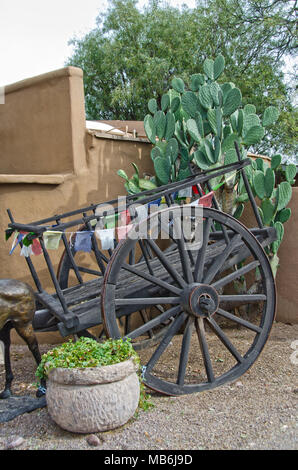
left=0, top=321, right=297, bottom=451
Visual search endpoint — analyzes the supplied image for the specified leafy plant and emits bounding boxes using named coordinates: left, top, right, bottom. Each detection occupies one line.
left=36, top=337, right=153, bottom=412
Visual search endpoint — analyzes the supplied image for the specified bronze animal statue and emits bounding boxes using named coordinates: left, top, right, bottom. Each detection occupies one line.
left=0, top=279, right=45, bottom=399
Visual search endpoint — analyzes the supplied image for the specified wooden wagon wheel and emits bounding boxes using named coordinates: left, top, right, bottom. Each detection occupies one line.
left=57, top=225, right=173, bottom=349
left=101, top=206, right=276, bottom=395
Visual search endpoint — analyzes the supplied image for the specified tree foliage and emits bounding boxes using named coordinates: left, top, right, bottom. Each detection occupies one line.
left=67, top=0, right=297, bottom=161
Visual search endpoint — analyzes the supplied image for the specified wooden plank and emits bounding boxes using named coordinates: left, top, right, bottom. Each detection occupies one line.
left=35, top=291, right=79, bottom=329
left=34, top=228, right=276, bottom=334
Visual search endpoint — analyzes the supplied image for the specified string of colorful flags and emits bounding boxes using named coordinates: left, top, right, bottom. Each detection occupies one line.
left=5, top=200, right=162, bottom=257
left=5, top=185, right=218, bottom=258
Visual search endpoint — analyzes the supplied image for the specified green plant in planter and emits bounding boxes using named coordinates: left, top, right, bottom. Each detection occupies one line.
left=36, top=337, right=153, bottom=412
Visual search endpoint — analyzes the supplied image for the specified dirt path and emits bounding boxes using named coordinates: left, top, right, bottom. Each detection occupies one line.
left=0, top=322, right=297, bottom=450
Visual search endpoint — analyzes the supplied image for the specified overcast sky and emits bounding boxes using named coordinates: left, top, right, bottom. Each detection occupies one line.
left=0, top=0, right=197, bottom=87
left=1, top=0, right=295, bottom=90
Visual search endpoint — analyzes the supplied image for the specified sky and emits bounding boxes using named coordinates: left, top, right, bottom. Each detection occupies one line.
left=0, top=0, right=197, bottom=87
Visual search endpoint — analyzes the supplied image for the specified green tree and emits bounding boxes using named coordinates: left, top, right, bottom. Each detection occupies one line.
left=68, top=0, right=197, bottom=120
left=67, top=0, right=297, bottom=161
left=192, top=0, right=298, bottom=161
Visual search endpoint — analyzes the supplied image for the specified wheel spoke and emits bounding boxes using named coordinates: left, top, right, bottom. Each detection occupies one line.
left=115, top=296, right=180, bottom=306
left=219, top=294, right=266, bottom=304
left=173, top=217, right=193, bottom=284
left=145, top=239, right=187, bottom=288
left=211, top=260, right=260, bottom=290
left=177, top=318, right=194, bottom=385
left=206, top=317, right=243, bottom=363
left=76, top=266, right=102, bottom=276
left=124, top=305, right=181, bottom=340
left=216, top=308, right=262, bottom=333
left=158, top=213, right=178, bottom=247
left=170, top=212, right=196, bottom=268
left=137, top=240, right=154, bottom=275
left=146, top=312, right=187, bottom=373
left=124, top=314, right=131, bottom=336
left=122, top=262, right=182, bottom=295
left=204, top=234, right=242, bottom=284
left=195, top=317, right=215, bottom=383
left=193, top=217, right=212, bottom=282
left=139, top=310, right=154, bottom=338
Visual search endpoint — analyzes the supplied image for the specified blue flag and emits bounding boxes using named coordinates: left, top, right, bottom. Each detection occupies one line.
left=74, top=232, right=92, bottom=252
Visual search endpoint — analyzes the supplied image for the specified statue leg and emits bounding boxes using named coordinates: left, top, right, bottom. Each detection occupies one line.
left=0, top=322, right=13, bottom=399
left=14, top=323, right=46, bottom=397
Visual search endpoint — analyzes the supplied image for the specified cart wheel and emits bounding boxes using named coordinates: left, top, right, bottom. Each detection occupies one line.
left=101, top=206, right=276, bottom=395
left=57, top=226, right=173, bottom=348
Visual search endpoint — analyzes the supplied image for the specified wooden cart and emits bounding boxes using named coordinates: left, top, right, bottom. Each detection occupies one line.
left=5, top=151, right=277, bottom=395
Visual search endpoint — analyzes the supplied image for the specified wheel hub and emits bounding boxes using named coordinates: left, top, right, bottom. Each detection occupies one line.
left=182, top=284, right=219, bottom=318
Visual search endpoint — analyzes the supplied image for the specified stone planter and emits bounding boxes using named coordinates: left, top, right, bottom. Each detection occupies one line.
left=46, top=358, right=140, bottom=433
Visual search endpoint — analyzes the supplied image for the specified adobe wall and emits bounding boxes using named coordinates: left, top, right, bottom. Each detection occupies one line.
left=239, top=165, right=297, bottom=325
left=275, top=187, right=298, bottom=324
left=0, top=137, right=154, bottom=287
left=0, top=67, right=87, bottom=175
left=0, top=67, right=154, bottom=283
left=0, top=67, right=154, bottom=343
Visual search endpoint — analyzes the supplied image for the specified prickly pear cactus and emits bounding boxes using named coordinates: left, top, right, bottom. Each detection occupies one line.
left=117, top=54, right=295, bottom=275
left=235, top=154, right=296, bottom=275
left=142, top=54, right=279, bottom=191
left=117, top=163, right=157, bottom=195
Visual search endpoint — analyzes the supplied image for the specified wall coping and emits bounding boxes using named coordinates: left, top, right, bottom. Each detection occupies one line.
left=4, top=67, right=83, bottom=94
left=0, top=173, right=73, bottom=185
left=91, top=131, right=274, bottom=161
left=92, top=131, right=150, bottom=144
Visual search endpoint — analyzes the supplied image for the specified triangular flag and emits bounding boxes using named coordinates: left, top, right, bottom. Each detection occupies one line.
left=9, top=233, right=23, bottom=255
left=105, top=214, right=118, bottom=229
left=120, top=210, right=131, bottom=226
left=199, top=191, right=214, bottom=208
